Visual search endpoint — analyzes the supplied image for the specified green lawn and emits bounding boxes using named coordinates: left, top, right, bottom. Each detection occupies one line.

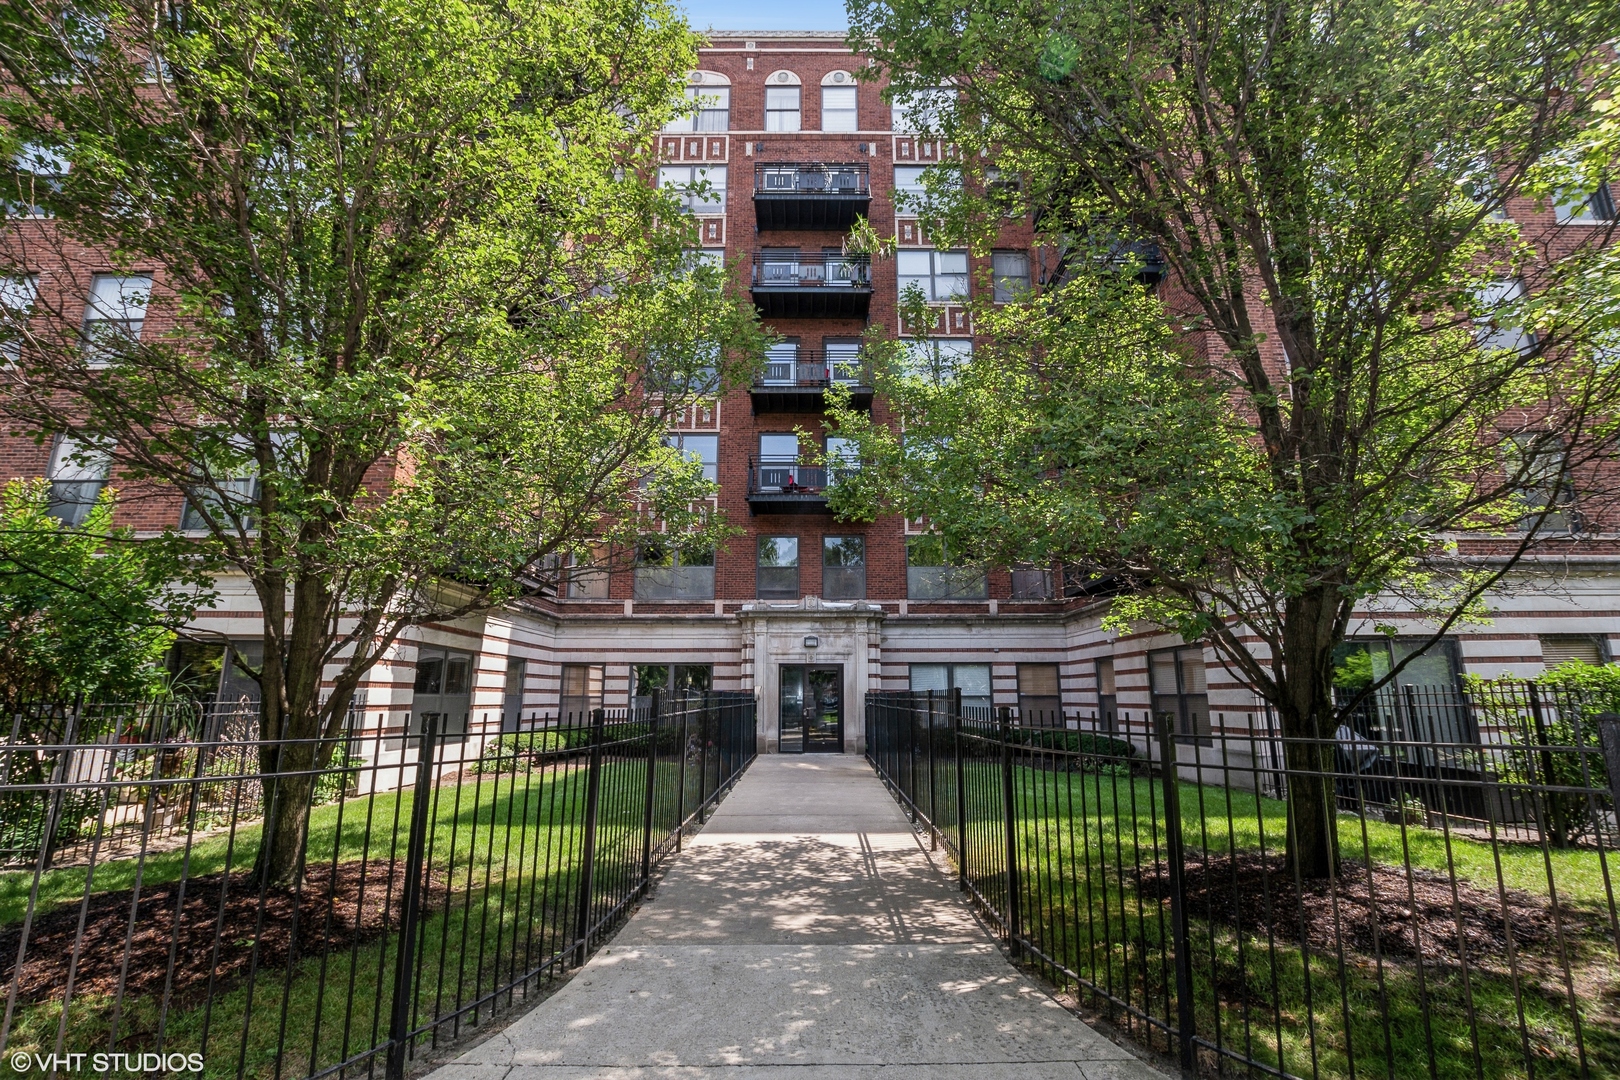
left=0, top=754, right=704, bottom=1079
left=990, top=764, right=1620, bottom=1080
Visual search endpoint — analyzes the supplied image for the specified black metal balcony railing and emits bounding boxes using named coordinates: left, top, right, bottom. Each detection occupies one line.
left=749, top=351, right=874, bottom=414
left=751, top=457, right=828, bottom=493
left=751, top=252, right=872, bottom=288
left=754, top=163, right=872, bottom=231
left=755, top=162, right=871, bottom=196
left=756, top=351, right=870, bottom=388
left=749, top=253, right=873, bottom=318
left=744, top=456, right=860, bottom=514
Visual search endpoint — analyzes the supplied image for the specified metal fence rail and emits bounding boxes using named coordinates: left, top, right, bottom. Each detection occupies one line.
left=866, top=685, right=1620, bottom=1080
left=0, top=691, right=756, bottom=1079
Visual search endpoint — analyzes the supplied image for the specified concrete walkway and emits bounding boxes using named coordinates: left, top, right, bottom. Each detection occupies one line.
left=427, top=754, right=1167, bottom=1080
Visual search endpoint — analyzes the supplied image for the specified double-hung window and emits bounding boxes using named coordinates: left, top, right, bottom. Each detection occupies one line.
left=9, top=144, right=68, bottom=218
left=664, top=86, right=730, bottom=132
left=664, top=432, right=718, bottom=483
left=757, top=535, right=800, bottom=599
left=909, top=663, right=991, bottom=710
left=892, top=165, right=959, bottom=211
left=82, top=274, right=152, bottom=365
left=1553, top=175, right=1616, bottom=223
left=992, top=251, right=1030, bottom=303
left=45, top=434, right=110, bottom=526
left=890, top=87, right=953, bottom=133
left=181, top=469, right=260, bottom=531
left=1150, top=646, right=1211, bottom=742
left=658, top=165, right=726, bottom=214
left=765, top=87, right=801, bottom=132
left=821, top=85, right=857, bottom=131
left=1475, top=279, right=1535, bottom=355
left=822, top=535, right=866, bottom=599
left=896, top=249, right=968, bottom=302
left=1018, top=664, right=1062, bottom=720
left=902, top=338, right=972, bottom=380
left=1, top=275, right=38, bottom=364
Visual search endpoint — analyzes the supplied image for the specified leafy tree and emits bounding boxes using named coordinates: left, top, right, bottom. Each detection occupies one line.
left=0, top=0, right=764, bottom=882
left=842, top=0, right=1620, bottom=875
left=0, top=478, right=211, bottom=704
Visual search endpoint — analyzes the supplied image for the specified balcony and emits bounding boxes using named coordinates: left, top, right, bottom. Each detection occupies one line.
left=750, top=351, right=873, bottom=414
left=750, top=253, right=872, bottom=318
left=754, top=163, right=871, bottom=231
left=746, top=457, right=834, bottom=516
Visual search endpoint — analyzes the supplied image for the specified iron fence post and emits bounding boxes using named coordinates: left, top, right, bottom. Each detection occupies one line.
left=676, top=698, right=691, bottom=851
left=1155, top=708, right=1197, bottom=1076
left=1597, top=713, right=1620, bottom=813
left=38, top=696, right=82, bottom=871
left=953, top=689, right=966, bottom=890
left=573, top=708, right=606, bottom=966
left=699, top=696, right=712, bottom=823
left=641, top=691, right=662, bottom=887
left=1526, top=682, right=1568, bottom=842
left=927, top=690, right=938, bottom=849
left=387, top=714, right=438, bottom=1080
left=998, top=706, right=1021, bottom=957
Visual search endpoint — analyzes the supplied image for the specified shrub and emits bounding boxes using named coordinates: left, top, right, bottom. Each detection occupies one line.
left=468, top=731, right=566, bottom=773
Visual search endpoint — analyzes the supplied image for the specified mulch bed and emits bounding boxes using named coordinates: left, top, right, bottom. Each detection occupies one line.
left=0, top=861, right=442, bottom=1008
left=1137, top=852, right=1592, bottom=967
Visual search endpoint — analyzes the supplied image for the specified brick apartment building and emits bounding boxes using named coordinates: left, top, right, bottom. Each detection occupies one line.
left=7, top=30, right=1618, bottom=757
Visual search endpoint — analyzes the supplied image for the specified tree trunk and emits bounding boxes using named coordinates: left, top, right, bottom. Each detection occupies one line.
left=250, top=566, right=345, bottom=888
left=1276, top=586, right=1347, bottom=879
left=254, top=750, right=318, bottom=887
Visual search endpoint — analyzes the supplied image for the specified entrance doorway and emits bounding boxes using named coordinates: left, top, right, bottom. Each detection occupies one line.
left=779, top=665, right=843, bottom=753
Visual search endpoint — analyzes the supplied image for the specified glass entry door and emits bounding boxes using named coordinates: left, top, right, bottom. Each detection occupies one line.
left=779, top=664, right=843, bottom=753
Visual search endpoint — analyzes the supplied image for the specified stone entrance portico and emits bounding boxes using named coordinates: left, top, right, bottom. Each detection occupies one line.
left=739, top=597, right=884, bottom=753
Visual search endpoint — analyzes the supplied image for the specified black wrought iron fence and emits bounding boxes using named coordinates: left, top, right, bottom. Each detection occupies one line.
left=866, top=687, right=1620, bottom=1080
left=0, top=690, right=756, bottom=1079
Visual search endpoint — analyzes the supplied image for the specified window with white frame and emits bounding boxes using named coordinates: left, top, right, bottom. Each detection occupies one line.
left=658, top=165, right=727, bottom=215
left=663, top=85, right=731, bottom=133
left=82, top=274, right=152, bottom=364
left=45, top=434, right=111, bottom=526
left=0, top=275, right=38, bottom=364
left=896, top=249, right=968, bottom=302
left=1475, top=279, right=1535, bottom=355
left=992, top=251, right=1030, bottom=303
left=890, top=87, right=954, bottom=132
left=902, top=338, right=972, bottom=380
left=9, top=144, right=69, bottom=218
left=1555, top=181, right=1616, bottom=224
left=765, top=86, right=801, bottom=132
left=892, top=165, right=959, bottom=209
left=821, top=85, right=857, bottom=132
left=664, top=432, right=718, bottom=483
left=909, top=663, right=991, bottom=710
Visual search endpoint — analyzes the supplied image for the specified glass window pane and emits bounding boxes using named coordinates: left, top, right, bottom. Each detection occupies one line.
left=1150, top=654, right=1179, bottom=695
left=823, top=535, right=865, bottom=566
left=951, top=664, right=991, bottom=699
left=759, top=433, right=799, bottom=461
left=896, top=250, right=933, bottom=274
left=758, top=535, right=799, bottom=567
left=909, top=664, right=948, bottom=692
